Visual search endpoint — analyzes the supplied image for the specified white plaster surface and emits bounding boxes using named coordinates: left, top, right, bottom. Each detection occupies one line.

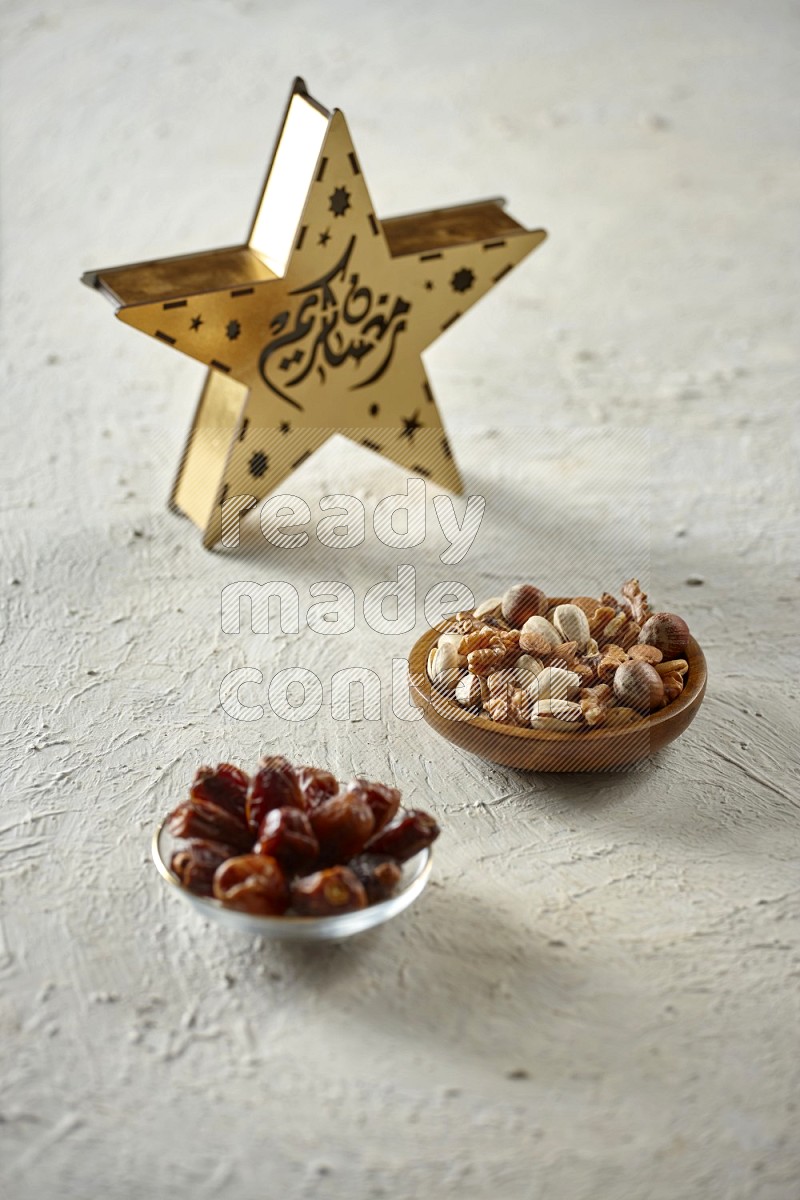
left=1, top=1, right=799, bottom=1197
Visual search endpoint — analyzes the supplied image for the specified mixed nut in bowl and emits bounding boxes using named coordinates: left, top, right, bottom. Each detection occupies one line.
left=407, top=579, right=706, bottom=772
left=153, top=757, right=439, bottom=940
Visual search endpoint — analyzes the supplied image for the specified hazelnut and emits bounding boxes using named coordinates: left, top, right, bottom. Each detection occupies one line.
left=638, top=612, right=690, bottom=660
left=613, top=660, right=665, bottom=714
left=501, top=584, right=548, bottom=628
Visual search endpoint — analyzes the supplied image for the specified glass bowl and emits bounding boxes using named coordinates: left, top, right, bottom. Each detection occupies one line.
left=151, top=816, right=433, bottom=941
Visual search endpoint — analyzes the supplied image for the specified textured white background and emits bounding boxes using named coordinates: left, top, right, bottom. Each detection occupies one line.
left=1, top=1, right=799, bottom=1197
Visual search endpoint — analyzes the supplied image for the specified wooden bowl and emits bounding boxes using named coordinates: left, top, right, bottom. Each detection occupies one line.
left=407, top=617, right=707, bottom=773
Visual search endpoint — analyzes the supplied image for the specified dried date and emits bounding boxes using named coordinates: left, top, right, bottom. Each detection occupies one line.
left=170, top=839, right=232, bottom=896
left=309, top=791, right=375, bottom=865
left=346, top=778, right=401, bottom=836
left=189, top=763, right=249, bottom=819
left=290, top=866, right=367, bottom=916
left=366, top=809, right=440, bottom=862
left=167, top=796, right=252, bottom=853
left=246, top=755, right=305, bottom=832
left=212, top=854, right=289, bottom=915
left=254, top=807, right=319, bottom=874
left=296, top=765, right=339, bottom=808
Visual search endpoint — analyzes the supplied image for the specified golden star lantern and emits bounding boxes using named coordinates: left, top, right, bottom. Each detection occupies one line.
left=83, top=78, right=547, bottom=548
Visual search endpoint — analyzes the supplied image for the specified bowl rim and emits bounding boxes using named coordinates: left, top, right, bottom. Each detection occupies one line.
left=151, top=815, right=433, bottom=928
left=408, top=616, right=707, bottom=745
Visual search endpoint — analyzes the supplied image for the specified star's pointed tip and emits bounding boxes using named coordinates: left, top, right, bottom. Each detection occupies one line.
left=523, top=227, right=548, bottom=248
left=509, top=226, right=548, bottom=263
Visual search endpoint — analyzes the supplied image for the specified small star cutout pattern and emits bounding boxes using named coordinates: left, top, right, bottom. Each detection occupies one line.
left=318, top=229, right=331, bottom=246
left=329, top=186, right=351, bottom=217
left=279, top=422, right=291, bottom=435
left=400, top=410, right=423, bottom=441
left=451, top=267, right=475, bottom=293
left=190, top=315, right=203, bottom=331
left=369, top=403, right=380, bottom=417
left=226, top=319, right=241, bottom=341
left=424, top=280, right=434, bottom=290
left=249, top=451, right=268, bottom=478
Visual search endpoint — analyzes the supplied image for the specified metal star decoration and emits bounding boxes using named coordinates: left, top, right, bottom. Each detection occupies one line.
left=83, top=78, right=547, bottom=548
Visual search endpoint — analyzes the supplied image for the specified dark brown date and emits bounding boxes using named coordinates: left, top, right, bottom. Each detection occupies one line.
left=212, top=854, right=289, bottom=915
left=309, top=791, right=375, bottom=865
left=366, top=809, right=440, bottom=862
left=246, top=755, right=305, bottom=832
left=290, top=866, right=367, bottom=916
left=348, top=854, right=403, bottom=904
left=167, top=796, right=252, bottom=852
left=254, top=807, right=319, bottom=874
left=296, top=765, right=339, bottom=808
left=170, top=839, right=232, bottom=897
left=346, top=777, right=401, bottom=836
left=190, top=763, right=249, bottom=819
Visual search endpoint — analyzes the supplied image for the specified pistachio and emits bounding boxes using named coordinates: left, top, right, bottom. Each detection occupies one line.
left=531, top=666, right=580, bottom=701
left=520, top=615, right=561, bottom=648
left=436, top=630, right=466, bottom=666
left=431, top=640, right=462, bottom=694
left=426, top=645, right=438, bottom=679
left=515, top=654, right=544, bottom=677
left=487, top=666, right=540, bottom=696
left=473, top=596, right=503, bottom=620
left=454, top=673, right=482, bottom=708
left=530, top=698, right=583, bottom=730
left=552, top=603, right=591, bottom=651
